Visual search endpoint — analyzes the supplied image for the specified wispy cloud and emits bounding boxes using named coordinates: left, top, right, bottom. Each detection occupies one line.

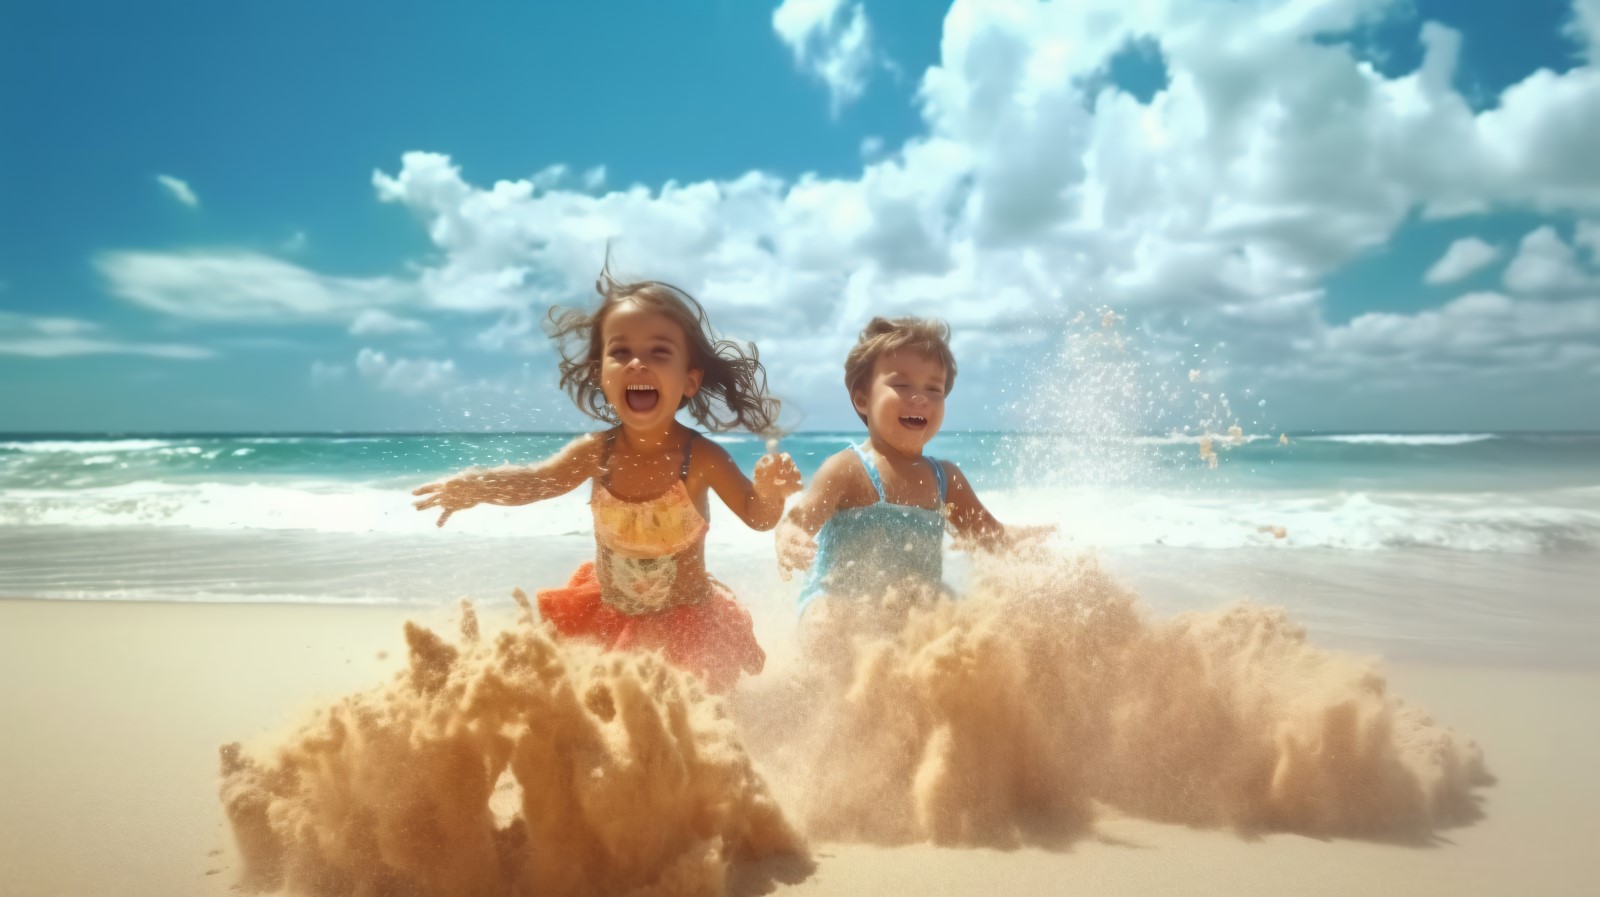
left=1425, top=238, right=1501, bottom=285
left=309, top=360, right=348, bottom=385
left=0, top=311, right=213, bottom=359
left=1504, top=226, right=1600, bottom=293
left=96, top=249, right=418, bottom=323
left=155, top=174, right=200, bottom=208
left=349, top=309, right=429, bottom=336
left=354, top=348, right=458, bottom=394
left=78, top=0, right=1600, bottom=428
left=360, top=0, right=1600, bottom=427
left=772, top=0, right=877, bottom=115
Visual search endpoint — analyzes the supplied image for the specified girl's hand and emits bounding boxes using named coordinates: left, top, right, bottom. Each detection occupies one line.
left=411, top=474, right=487, bottom=528
left=1007, top=523, right=1056, bottom=547
left=775, top=517, right=818, bottom=580
left=753, top=452, right=802, bottom=502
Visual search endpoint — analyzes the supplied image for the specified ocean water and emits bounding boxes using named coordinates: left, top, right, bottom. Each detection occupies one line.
left=3, top=430, right=1598, bottom=552
left=2, top=429, right=1599, bottom=666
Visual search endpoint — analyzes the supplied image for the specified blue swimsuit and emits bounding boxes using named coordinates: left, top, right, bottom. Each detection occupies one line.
left=797, top=444, right=948, bottom=617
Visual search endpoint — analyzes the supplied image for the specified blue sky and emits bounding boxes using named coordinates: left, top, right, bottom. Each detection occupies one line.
left=3, top=0, right=1599, bottom=433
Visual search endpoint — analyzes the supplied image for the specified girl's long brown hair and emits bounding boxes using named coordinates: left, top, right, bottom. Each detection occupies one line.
left=547, top=266, right=781, bottom=434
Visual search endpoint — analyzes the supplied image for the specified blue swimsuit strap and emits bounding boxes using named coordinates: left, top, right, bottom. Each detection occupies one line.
left=850, top=443, right=946, bottom=507
left=848, top=443, right=887, bottom=501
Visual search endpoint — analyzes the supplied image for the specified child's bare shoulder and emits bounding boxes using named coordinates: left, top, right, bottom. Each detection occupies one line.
left=685, top=433, right=738, bottom=475
left=934, top=457, right=974, bottom=490
left=569, top=430, right=611, bottom=452
left=813, top=448, right=860, bottom=478
left=814, top=448, right=875, bottom=504
left=550, top=431, right=609, bottom=468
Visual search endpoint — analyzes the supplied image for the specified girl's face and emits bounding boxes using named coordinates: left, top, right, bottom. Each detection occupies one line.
left=599, top=300, right=702, bottom=432
left=853, top=349, right=948, bottom=455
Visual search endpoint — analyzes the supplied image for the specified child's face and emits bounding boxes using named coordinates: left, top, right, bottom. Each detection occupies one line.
left=853, top=349, right=948, bottom=454
left=599, top=300, right=702, bottom=431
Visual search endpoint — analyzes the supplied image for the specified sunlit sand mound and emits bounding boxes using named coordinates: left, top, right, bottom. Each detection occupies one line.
left=220, top=601, right=802, bottom=897
left=738, top=551, right=1492, bottom=847
left=219, top=552, right=1492, bottom=895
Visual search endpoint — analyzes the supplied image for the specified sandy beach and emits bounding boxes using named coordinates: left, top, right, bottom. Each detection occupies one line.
left=11, top=0, right=1600, bottom=889
left=2, top=588, right=1596, bottom=897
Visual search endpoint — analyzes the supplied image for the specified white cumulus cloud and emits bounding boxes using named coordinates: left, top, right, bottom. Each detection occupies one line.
left=0, top=311, right=213, bottom=360
left=1503, top=226, right=1598, bottom=294
left=349, top=309, right=430, bottom=336
left=772, top=0, right=877, bottom=114
left=355, top=348, right=458, bottom=394
left=1310, top=292, right=1600, bottom=381
left=155, top=174, right=200, bottom=208
left=1570, top=0, right=1600, bottom=59
left=1574, top=219, right=1600, bottom=261
left=309, top=360, right=348, bottom=384
left=97, top=249, right=419, bottom=323
left=1425, top=237, right=1501, bottom=285
left=92, top=0, right=1600, bottom=427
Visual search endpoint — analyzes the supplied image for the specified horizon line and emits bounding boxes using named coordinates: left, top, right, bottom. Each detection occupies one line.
left=4, top=428, right=1600, bottom=438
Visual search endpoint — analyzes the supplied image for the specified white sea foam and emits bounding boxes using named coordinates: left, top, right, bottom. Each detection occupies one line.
left=0, top=479, right=582, bottom=537
left=4, top=477, right=1598, bottom=554
left=0, top=439, right=180, bottom=454
left=983, top=486, right=1600, bottom=553
left=1129, top=433, right=1275, bottom=446
left=1306, top=434, right=1498, bottom=446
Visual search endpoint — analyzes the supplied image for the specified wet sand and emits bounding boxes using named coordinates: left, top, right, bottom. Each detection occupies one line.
left=1, top=595, right=1595, bottom=897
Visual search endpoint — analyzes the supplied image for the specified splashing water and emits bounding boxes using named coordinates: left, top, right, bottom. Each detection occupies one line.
left=997, top=310, right=1270, bottom=492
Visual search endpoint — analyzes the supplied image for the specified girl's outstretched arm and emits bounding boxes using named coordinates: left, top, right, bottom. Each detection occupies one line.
left=941, top=461, right=1054, bottom=552
left=699, top=440, right=801, bottom=533
left=412, top=433, right=604, bottom=527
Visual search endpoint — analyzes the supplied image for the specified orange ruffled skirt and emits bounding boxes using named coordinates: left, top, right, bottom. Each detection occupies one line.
left=536, top=562, right=765, bottom=693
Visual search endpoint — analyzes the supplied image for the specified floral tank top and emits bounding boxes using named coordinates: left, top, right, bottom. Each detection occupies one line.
left=590, top=431, right=709, bottom=614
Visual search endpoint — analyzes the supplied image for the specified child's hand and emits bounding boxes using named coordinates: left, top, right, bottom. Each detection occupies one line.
left=753, top=452, right=802, bottom=502
left=412, top=474, right=487, bottom=528
left=1007, top=523, right=1056, bottom=547
left=775, top=517, right=818, bottom=581
left=979, top=523, right=1057, bottom=555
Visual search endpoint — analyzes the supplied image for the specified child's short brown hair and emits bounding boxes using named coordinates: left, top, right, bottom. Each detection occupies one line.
left=843, top=317, right=957, bottom=423
left=547, top=266, right=781, bottom=433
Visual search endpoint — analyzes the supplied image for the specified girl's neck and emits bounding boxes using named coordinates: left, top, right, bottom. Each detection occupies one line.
left=618, top=421, right=687, bottom=453
left=864, top=432, right=925, bottom=465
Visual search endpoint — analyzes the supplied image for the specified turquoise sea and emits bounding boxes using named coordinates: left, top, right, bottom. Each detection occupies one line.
left=3, top=429, right=1599, bottom=546
left=2, top=429, right=1599, bottom=667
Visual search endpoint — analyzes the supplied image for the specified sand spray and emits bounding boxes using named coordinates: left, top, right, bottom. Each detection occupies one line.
left=220, top=549, right=1490, bottom=895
